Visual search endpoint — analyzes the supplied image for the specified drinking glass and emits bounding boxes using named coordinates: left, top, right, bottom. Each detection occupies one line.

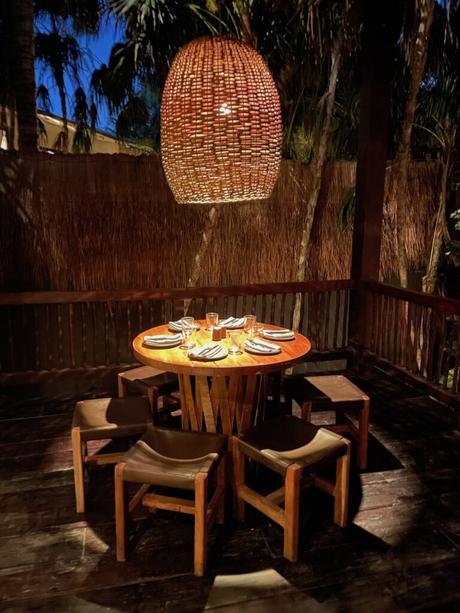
left=206, top=312, right=219, bottom=330
left=253, top=323, right=263, bottom=337
left=244, top=314, right=256, bottom=337
left=180, top=316, right=196, bottom=350
left=227, top=330, right=242, bottom=355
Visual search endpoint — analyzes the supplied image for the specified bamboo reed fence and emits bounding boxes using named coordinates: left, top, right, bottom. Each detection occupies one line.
left=0, top=153, right=439, bottom=291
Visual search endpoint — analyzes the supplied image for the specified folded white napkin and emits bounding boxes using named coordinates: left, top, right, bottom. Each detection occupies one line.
left=262, top=328, right=295, bottom=339
left=168, top=320, right=197, bottom=332
left=219, top=316, right=246, bottom=329
left=143, top=333, right=182, bottom=346
left=189, top=342, right=226, bottom=360
left=245, top=338, right=281, bottom=353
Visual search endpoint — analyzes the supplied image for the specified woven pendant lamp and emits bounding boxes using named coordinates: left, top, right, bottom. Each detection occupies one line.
left=161, top=36, right=282, bottom=204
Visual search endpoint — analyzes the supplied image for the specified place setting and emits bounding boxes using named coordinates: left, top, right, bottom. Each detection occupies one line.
left=219, top=316, right=247, bottom=329
left=143, top=316, right=200, bottom=350
left=168, top=318, right=201, bottom=332
left=188, top=342, right=228, bottom=361
left=205, top=313, right=247, bottom=331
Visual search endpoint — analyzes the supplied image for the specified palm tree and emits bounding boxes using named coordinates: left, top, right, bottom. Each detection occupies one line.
left=35, top=31, right=81, bottom=150
left=34, top=0, right=103, bottom=151
left=1, top=0, right=38, bottom=152
left=392, top=0, right=437, bottom=288
left=91, top=0, right=211, bottom=145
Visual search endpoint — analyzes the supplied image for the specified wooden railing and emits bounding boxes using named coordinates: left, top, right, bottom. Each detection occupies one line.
left=360, top=281, right=460, bottom=400
left=2, top=279, right=459, bottom=414
left=0, top=280, right=353, bottom=374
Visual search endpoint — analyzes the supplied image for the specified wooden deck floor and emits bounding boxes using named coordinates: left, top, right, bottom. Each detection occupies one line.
left=0, top=367, right=459, bottom=612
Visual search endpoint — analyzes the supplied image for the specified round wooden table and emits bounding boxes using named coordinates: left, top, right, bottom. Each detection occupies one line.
left=133, top=322, right=311, bottom=435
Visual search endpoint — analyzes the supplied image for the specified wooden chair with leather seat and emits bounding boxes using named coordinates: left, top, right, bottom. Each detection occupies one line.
left=115, top=426, right=227, bottom=576
left=117, top=365, right=180, bottom=422
left=71, top=396, right=152, bottom=513
left=284, top=374, right=370, bottom=469
left=232, top=414, right=350, bottom=562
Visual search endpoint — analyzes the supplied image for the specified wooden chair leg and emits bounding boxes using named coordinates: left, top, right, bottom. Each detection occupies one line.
left=283, top=386, right=293, bottom=415
left=115, top=462, right=128, bottom=562
left=231, top=437, right=245, bottom=522
left=147, top=387, right=159, bottom=414
left=216, top=455, right=226, bottom=525
left=333, top=441, right=350, bottom=527
left=117, top=373, right=127, bottom=398
left=194, top=472, right=208, bottom=576
left=301, top=400, right=312, bottom=421
left=358, top=397, right=370, bottom=470
left=71, top=426, right=85, bottom=513
left=283, top=463, right=301, bottom=562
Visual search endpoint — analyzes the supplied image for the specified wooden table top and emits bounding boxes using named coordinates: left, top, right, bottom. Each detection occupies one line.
left=133, top=322, right=311, bottom=377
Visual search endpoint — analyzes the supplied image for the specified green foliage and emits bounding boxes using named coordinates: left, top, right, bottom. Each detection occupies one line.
left=28, top=0, right=460, bottom=159
left=36, top=84, right=51, bottom=112
left=72, top=86, right=96, bottom=152
left=451, top=208, right=460, bottom=231
left=446, top=209, right=460, bottom=259
left=338, top=187, right=356, bottom=234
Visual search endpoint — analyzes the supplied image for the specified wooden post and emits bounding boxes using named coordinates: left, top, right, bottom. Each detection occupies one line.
left=349, top=1, right=398, bottom=343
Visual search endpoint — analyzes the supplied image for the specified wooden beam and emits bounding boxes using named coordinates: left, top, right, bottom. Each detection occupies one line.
left=362, top=280, right=460, bottom=315
left=0, top=280, right=355, bottom=306
left=351, top=2, right=396, bottom=282
left=350, top=1, right=398, bottom=342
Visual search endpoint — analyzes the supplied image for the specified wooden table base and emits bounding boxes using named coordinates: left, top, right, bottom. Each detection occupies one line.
left=178, top=373, right=265, bottom=435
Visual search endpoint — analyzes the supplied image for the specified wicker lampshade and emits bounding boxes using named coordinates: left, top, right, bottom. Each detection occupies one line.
left=161, top=36, right=282, bottom=204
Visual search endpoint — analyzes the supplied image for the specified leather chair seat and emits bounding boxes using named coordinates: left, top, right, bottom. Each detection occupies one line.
left=123, top=428, right=227, bottom=490
left=121, top=366, right=179, bottom=397
left=73, top=397, right=151, bottom=442
left=283, top=374, right=370, bottom=470
left=238, top=415, right=348, bottom=475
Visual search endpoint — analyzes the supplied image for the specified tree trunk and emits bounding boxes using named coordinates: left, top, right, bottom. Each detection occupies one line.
left=9, top=0, right=37, bottom=152
left=422, top=154, right=451, bottom=294
left=394, top=0, right=436, bottom=288
left=56, top=75, right=69, bottom=151
left=240, top=10, right=257, bottom=49
left=291, top=34, right=342, bottom=331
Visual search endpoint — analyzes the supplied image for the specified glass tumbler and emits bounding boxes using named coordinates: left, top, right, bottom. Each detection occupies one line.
left=180, top=316, right=196, bottom=349
left=244, top=314, right=256, bottom=337
left=227, top=330, right=242, bottom=355
left=206, top=312, right=219, bottom=330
